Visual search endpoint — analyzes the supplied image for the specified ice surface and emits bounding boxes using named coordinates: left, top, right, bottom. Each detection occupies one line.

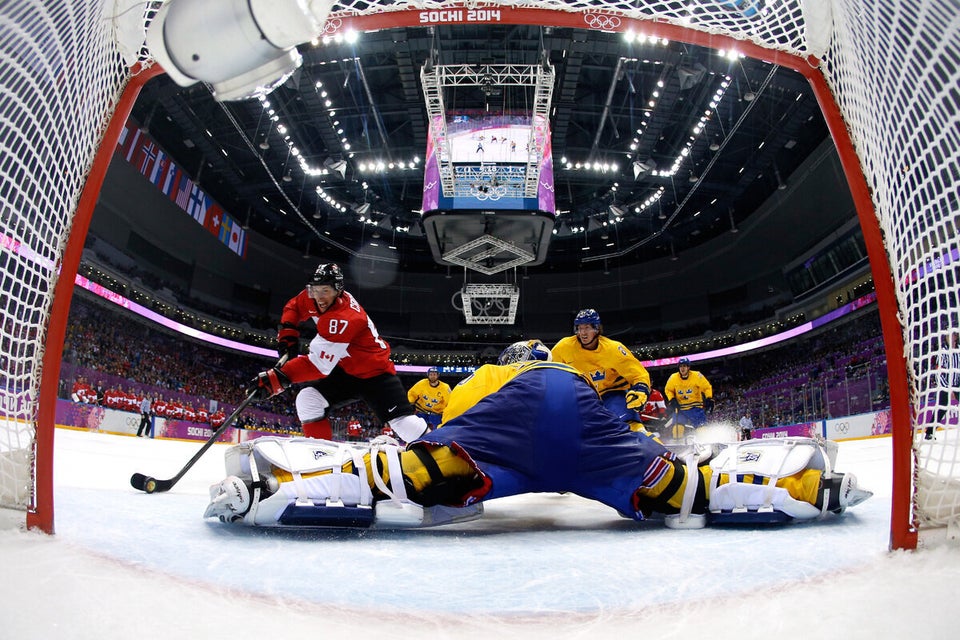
left=3, top=430, right=960, bottom=639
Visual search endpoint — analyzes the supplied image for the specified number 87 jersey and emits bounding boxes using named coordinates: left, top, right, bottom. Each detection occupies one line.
left=280, top=288, right=396, bottom=381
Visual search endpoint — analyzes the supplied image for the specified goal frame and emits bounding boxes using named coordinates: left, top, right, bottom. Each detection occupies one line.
left=15, top=1, right=921, bottom=549
left=28, top=63, right=163, bottom=533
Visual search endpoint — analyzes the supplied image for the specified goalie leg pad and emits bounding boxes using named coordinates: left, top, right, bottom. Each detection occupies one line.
left=706, top=437, right=867, bottom=521
left=709, top=481, right=821, bottom=521
left=208, top=437, right=488, bottom=529
left=209, top=437, right=382, bottom=527
left=709, top=437, right=829, bottom=479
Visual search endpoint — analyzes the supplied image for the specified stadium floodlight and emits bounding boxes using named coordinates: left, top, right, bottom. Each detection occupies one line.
left=145, top=0, right=335, bottom=101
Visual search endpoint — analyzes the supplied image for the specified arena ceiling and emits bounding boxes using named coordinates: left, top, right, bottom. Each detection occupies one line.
left=132, top=23, right=830, bottom=275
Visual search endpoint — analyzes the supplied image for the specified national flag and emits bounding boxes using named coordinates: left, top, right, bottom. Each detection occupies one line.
left=228, top=222, right=246, bottom=257
left=187, top=184, right=207, bottom=224
left=149, top=151, right=167, bottom=185
left=118, top=124, right=130, bottom=149
left=123, top=128, right=141, bottom=161
left=175, top=174, right=193, bottom=210
left=161, top=161, right=179, bottom=197
left=205, top=204, right=223, bottom=235
left=137, top=141, right=157, bottom=174
left=218, top=215, right=233, bottom=245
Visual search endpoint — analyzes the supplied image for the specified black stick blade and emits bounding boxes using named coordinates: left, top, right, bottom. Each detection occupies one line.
left=130, top=473, right=171, bottom=494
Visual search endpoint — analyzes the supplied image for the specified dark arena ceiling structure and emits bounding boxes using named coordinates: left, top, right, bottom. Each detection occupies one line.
left=132, top=22, right=830, bottom=276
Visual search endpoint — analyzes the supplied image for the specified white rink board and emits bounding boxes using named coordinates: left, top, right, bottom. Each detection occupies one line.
left=825, top=410, right=890, bottom=440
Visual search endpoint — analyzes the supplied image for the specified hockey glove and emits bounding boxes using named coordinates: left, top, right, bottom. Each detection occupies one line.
left=666, top=398, right=680, bottom=416
left=704, top=397, right=715, bottom=414
left=625, top=383, right=650, bottom=410
left=276, top=333, right=300, bottom=360
left=247, top=367, right=292, bottom=401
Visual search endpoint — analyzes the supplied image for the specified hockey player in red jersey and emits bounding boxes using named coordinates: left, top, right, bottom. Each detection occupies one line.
left=640, top=388, right=668, bottom=432
left=258, top=263, right=427, bottom=442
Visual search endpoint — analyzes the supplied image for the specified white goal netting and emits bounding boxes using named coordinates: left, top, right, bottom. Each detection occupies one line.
left=1, top=0, right=957, bottom=546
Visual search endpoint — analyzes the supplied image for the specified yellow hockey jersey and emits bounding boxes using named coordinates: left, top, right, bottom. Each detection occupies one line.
left=551, top=335, right=651, bottom=395
left=664, top=370, right=713, bottom=410
left=441, top=361, right=596, bottom=425
left=406, top=378, right=452, bottom=415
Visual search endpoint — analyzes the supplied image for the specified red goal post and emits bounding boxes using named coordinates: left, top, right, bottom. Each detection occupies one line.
left=2, top=1, right=956, bottom=550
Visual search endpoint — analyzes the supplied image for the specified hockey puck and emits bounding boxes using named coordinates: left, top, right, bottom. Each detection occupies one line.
left=144, top=477, right=157, bottom=493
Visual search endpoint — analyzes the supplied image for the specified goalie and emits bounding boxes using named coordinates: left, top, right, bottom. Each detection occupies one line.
left=205, top=340, right=871, bottom=529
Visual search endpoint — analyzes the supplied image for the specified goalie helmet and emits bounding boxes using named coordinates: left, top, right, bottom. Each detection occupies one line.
left=497, top=339, right=552, bottom=365
left=573, top=308, right=601, bottom=331
left=309, top=262, right=344, bottom=291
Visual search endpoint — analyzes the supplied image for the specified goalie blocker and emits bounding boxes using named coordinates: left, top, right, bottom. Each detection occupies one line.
left=204, top=435, right=870, bottom=530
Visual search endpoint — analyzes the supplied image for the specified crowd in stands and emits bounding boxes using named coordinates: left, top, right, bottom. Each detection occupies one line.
left=60, top=283, right=891, bottom=442
left=79, top=232, right=832, bottom=369
left=681, top=311, right=888, bottom=428
left=61, top=293, right=397, bottom=438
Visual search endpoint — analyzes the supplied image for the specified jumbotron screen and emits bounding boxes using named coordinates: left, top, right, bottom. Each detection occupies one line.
left=421, top=113, right=555, bottom=214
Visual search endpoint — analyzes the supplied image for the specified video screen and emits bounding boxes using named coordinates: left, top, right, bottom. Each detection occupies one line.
left=422, top=113, right=555, bottom=214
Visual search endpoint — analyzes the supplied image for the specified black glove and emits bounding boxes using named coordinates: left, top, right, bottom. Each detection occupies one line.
left=277, top=334, right=299, bottom=360
left=247, top=367, right=292, bottom=401
left=667, top=398, right=680, bottom=416
left=704, top=397, right=715, bottom=414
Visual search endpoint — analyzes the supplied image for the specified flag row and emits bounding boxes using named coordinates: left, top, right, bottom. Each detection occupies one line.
left=117, top=121, right=247, bottom=258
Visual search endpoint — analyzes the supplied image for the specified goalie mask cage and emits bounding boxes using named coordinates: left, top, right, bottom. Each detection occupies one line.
left=0, top=1, right=956, bottom=549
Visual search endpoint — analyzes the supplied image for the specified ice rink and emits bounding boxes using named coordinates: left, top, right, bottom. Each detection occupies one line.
left=3, top=428, right=960, bottom=639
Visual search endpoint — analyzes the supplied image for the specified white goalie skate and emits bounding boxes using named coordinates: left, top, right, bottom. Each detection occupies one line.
left=203, top=437, right=483, bottom=529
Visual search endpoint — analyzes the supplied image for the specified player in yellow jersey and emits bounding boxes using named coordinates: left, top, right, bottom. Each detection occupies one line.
left=407, top=366, right=452, bottom=429
left=664, top=357, right=714, bottom=440
left=552, top=309, right=651, bottom=430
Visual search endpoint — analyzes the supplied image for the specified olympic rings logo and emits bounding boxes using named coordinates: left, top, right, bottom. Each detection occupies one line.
left=583, top=13, right=622, bottom=31
left=323, top=19, right=342, bottom=35
left=834, top=421, right=850, bottom=434
left=472, top=185, right=508, bottom=200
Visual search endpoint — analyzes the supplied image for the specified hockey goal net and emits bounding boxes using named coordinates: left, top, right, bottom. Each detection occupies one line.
left=1, top=0, right=957, bottom=548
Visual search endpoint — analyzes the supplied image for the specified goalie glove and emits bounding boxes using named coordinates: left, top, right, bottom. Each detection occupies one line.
left=247, top=367, right=292, bottom=401
left=704, top=397, right=715, bottom=414
left=625, top=383, right=650, bottom=410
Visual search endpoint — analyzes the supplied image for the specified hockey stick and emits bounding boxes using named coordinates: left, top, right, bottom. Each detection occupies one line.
left=130, top=355, right=287, bottom=494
